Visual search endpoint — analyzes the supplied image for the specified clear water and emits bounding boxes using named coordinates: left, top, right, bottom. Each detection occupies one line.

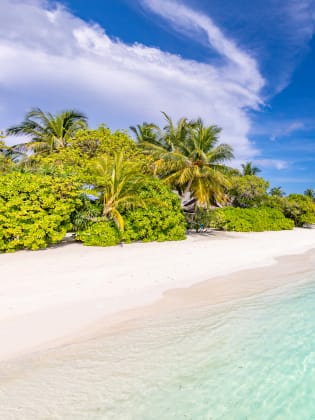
left=1, top=270, right=315, bottom=419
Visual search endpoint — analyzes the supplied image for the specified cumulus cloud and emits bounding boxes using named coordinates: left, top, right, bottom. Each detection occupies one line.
left=0, top=0, right=265, bottom=159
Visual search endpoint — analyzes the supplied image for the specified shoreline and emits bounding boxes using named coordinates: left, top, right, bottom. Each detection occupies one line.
left=0, top=228, right=315, bottom=362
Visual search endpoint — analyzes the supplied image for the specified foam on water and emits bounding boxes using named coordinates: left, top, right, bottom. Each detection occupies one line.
left=1, top=269, right=315, bottom=419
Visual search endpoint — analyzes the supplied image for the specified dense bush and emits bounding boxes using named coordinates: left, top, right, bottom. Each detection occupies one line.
left=0, top=140, right=14, bottom=174
left=185, top=207, right=214, bottom=231
left=283, top=194, right=315, bottom=226
left=0, top=173, right=82, bottom=252
left=208, top=207, right=294, bottom=232
left=71, top=197, right=102, bottom=232
left=76, top=179, right=186, bottom=246
left=76, top=221, right=121, bottom=247
left=122, top=180, right=186, bottom=242
left=228, top=175, right=269, bottom=208
left=24, top=126, right=150, bottom=182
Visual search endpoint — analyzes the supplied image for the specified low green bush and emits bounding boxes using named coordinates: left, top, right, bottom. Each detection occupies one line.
left=283, top=194, right=315, bottom=226
left=208, top=207, right=294, bottom=232
left=0, top=173, right=82, bottom=252
left=122, top=180, right=186, bottom=242
left=76, top=221, right=121, bottom=246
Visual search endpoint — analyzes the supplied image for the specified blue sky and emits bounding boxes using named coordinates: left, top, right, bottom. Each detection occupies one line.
left=1, top=0, right=314, bottom=193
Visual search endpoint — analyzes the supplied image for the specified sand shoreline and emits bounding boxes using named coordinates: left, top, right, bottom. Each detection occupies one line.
left=0, top=228, right=315, bottom=362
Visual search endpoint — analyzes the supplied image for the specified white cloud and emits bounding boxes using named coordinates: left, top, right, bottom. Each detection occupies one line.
left=254, top=159, right=289, bottom=170
left=141, top=0, right=264, bottom=94
left=0, top=0, right=264, bottom=160
left=233, top=158, right=288, bottom=171
left=270, top=121, right=305, bottom=141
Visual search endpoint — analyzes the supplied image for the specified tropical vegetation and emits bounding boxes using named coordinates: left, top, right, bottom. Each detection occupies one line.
left=0, top=108, right=314, bottom=252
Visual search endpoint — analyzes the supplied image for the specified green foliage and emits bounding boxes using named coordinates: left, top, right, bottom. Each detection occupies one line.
left=229, top=175, right=269, bottom=208
left=72, top=126, right=139, bottom=159
left=208, top=207, right=294, bottom=232
left=7, top=108, right=87, bottom=154
left=264, top=195, right=286, bottom=212
left=71, top=197, right=102, bottom=232
left=185, top=207, right=213, bottom=231
left=270, top=186, right=285, bottom=197
left=283, top=194, right=315, bottom=226
left=137, top=113, right=234, bottom=207
left=0, top=155, right=14, bottom=175
left=76, top=179, right=186, bottom=246
left=0, top=140, right=16, bottom=174
left=241, top=162, right=261, bottom=176
left=94, top=152, right=148, bottom=231
left=122, top=180, right=186, bottom=242
left=76, top=221, right=121, bottom=247
left=304, top=188, right=315, bottom=201
left=0, top=173, right=82, bottom=252
left=24, top=126, right=149, bottom=182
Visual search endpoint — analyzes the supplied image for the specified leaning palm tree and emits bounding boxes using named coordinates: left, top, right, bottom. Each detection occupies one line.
left=241, top=162, right=261, bottom=176
left=6, top=108, right=87, bottom=154
left=95, top=152, right=148, bottom=231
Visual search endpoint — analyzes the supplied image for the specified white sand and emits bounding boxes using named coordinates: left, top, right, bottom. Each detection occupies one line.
left=0, top=228, right=315, bottom=361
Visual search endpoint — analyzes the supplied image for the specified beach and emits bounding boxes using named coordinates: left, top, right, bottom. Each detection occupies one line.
left=0, top=228, right=315, bottom=362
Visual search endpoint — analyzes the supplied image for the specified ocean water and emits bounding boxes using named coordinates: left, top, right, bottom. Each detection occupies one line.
left=1, top=269, right=315, bottom=419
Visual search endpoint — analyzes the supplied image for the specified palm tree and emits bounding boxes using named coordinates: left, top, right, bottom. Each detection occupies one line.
left=130, top=123, right=159, bottom=145
left=139, top=116, right=234, bottom=208
left=134, top=112, right=196, bottom=155
left=270, top=186, right=285, bottom=197
left=6, top=108, right=87, bottom=154
left=95, top=152, right=148, bottom=231
left=166, top=120, right=233, bottom=206
left=304, top=188, right=315, bottom=201
left=241, top=162, right=261, bottom=176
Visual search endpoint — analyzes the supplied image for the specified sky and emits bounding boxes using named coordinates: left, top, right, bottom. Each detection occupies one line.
left=0, top=0, right=314, bottom=193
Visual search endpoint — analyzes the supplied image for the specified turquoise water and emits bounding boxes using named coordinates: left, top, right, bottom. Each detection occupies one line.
left=1, top=269, right=315, bottom=419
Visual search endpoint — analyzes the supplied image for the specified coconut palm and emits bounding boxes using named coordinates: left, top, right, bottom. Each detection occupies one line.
left=304, top=188, right=315, bottom=201
left=241, top=162, right=261, bottom=176
left=141, top=117, right=234, bottom=207
left=130, top=123, right=159, bottom=145
left=7, top=108, right=87, bottom=154
left=166, top=120, right=233, bottom=206
left=270, top=186, right=285, bottom=197
left=134, top=113, right=196, bottom=155
left=95, top=152, right=148, bottom=231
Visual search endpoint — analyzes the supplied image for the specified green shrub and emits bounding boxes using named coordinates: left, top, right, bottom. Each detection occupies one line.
left=122, top=180, right=186, bottom=242
left=71, top=197, right=102, bottom=232
left=76, top=221, right=121, bottom=246
left=0, top=173, right=82, bottom=252
left=24, top=126, right=150, bottom=183
left=228, top=175, right=269, bottom=208
left=283, top=194, right=315, bottom=226
left=208, top=207, right=294, bottom=232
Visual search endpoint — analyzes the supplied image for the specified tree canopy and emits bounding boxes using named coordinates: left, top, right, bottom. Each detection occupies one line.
left=7, top=108, right=88, bottom=154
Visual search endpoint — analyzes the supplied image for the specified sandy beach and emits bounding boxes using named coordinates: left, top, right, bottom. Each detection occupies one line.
left=0, top=228, right=315, bottom=362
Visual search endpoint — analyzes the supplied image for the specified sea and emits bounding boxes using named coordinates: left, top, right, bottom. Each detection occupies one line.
left=1, top=259, right=315, bottom=419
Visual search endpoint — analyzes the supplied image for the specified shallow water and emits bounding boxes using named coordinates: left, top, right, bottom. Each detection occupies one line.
left=1, top=269, right=315, bottom=419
